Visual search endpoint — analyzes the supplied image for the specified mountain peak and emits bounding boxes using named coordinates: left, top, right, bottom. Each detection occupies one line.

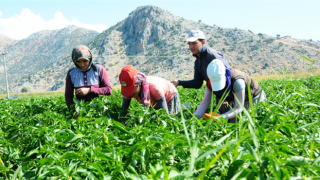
left=130, top=5, right=167, bottom=15
left=127, top=5, right=177, bottom=23
left=66, top=24, right=80, bottom=29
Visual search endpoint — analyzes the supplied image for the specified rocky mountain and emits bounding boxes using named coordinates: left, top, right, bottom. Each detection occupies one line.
left=4, top=5, right=320, bottom=93
left=88, top=5, right=320, bottom=81
left=0, top=25, right=99, bottom=92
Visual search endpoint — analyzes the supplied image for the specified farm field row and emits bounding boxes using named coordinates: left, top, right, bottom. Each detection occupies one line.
left=1, top=69, right=319, bottom=99
left=0, top=75, right=319, bottom=179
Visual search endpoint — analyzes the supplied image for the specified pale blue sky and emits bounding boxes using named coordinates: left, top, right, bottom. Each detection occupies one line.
left=0, top=0, right=319, bottom=40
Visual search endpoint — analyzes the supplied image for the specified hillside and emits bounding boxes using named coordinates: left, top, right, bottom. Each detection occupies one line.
left=5, top=5, right=320, bottom=92
left=0, top=25, right=99, bottom=92
left=0, top=34, right=17, bottom=52
left=88, top=5, right=320, bottom=82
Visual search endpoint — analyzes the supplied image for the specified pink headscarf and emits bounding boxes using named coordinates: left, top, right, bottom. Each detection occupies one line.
left=135, top=72, right=150, bottom=108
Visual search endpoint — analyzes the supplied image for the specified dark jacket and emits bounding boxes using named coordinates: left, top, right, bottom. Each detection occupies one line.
left=179, top=44, right=229, bottom=89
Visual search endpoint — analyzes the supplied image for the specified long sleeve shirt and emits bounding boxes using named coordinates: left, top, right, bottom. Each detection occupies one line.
left=194, top=79, right=266, bottom=120
left=122, top=96, right=169, bottom=113
left=179, top=45, right=229, bottom=89
left=65, top=64, right=112, bottom=109
left=122, top=76, right=177, bottom=113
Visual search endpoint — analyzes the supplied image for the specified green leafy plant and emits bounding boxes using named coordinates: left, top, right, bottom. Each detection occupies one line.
left=0, top=75, right=320, bottom=179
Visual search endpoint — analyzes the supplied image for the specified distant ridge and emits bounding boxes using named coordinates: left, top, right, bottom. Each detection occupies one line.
left=0, top=34, right=17, bottom=52
left=0, top=25, right=99, bottom=93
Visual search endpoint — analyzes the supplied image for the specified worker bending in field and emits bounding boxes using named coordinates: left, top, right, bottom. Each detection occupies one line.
left=119, top=65, right=180, bottom=117
left=65, top=45, right=112, bottom=114
left=195, top=60, right=266, bottom=123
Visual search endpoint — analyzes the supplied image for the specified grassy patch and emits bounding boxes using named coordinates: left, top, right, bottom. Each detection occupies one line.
left=0, top=90, right=65, bottom=99
left=252, top=69, right=320, bottom=82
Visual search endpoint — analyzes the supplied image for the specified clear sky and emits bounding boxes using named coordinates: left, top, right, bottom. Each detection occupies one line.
left=0, top=0, right=319, bottom=40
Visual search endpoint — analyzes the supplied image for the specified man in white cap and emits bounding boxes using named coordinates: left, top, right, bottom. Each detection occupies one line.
left=194, top=59, right=266, bottom=123
left=171, top=29, right=229, bottom=89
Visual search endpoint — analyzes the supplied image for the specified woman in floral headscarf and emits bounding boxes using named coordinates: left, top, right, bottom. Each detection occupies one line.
left=65, top=45, right=112, bottom=111
left=119, top=65, right=180, bottom=117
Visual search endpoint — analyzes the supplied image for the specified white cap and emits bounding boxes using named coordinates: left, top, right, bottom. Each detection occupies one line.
left=207, top=60, right=226, bottom=91
left=185, top=30, right=206, bottom=43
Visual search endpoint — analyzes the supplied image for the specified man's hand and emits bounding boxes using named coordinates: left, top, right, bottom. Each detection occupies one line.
left=219, top=102, right=229, bottom=111
left=171, top=80, right=179, bottom=87
left=75, top=87, right=90, bottom=96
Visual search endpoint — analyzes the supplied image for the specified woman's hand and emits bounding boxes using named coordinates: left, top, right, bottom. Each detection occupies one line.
left=75, top=87, right=91, bottom=96
left=171, top=80, right=179, bottom=87
left=219, top=102, right=229, bottom=111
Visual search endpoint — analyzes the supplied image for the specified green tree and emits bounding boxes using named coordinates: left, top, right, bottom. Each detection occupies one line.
left=21, top=87, right=28, bottom=93
left=276, top=34, right=280, bottom=39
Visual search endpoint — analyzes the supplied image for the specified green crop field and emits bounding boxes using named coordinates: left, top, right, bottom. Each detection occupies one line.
left=0, top=75, right=320, bottom=179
